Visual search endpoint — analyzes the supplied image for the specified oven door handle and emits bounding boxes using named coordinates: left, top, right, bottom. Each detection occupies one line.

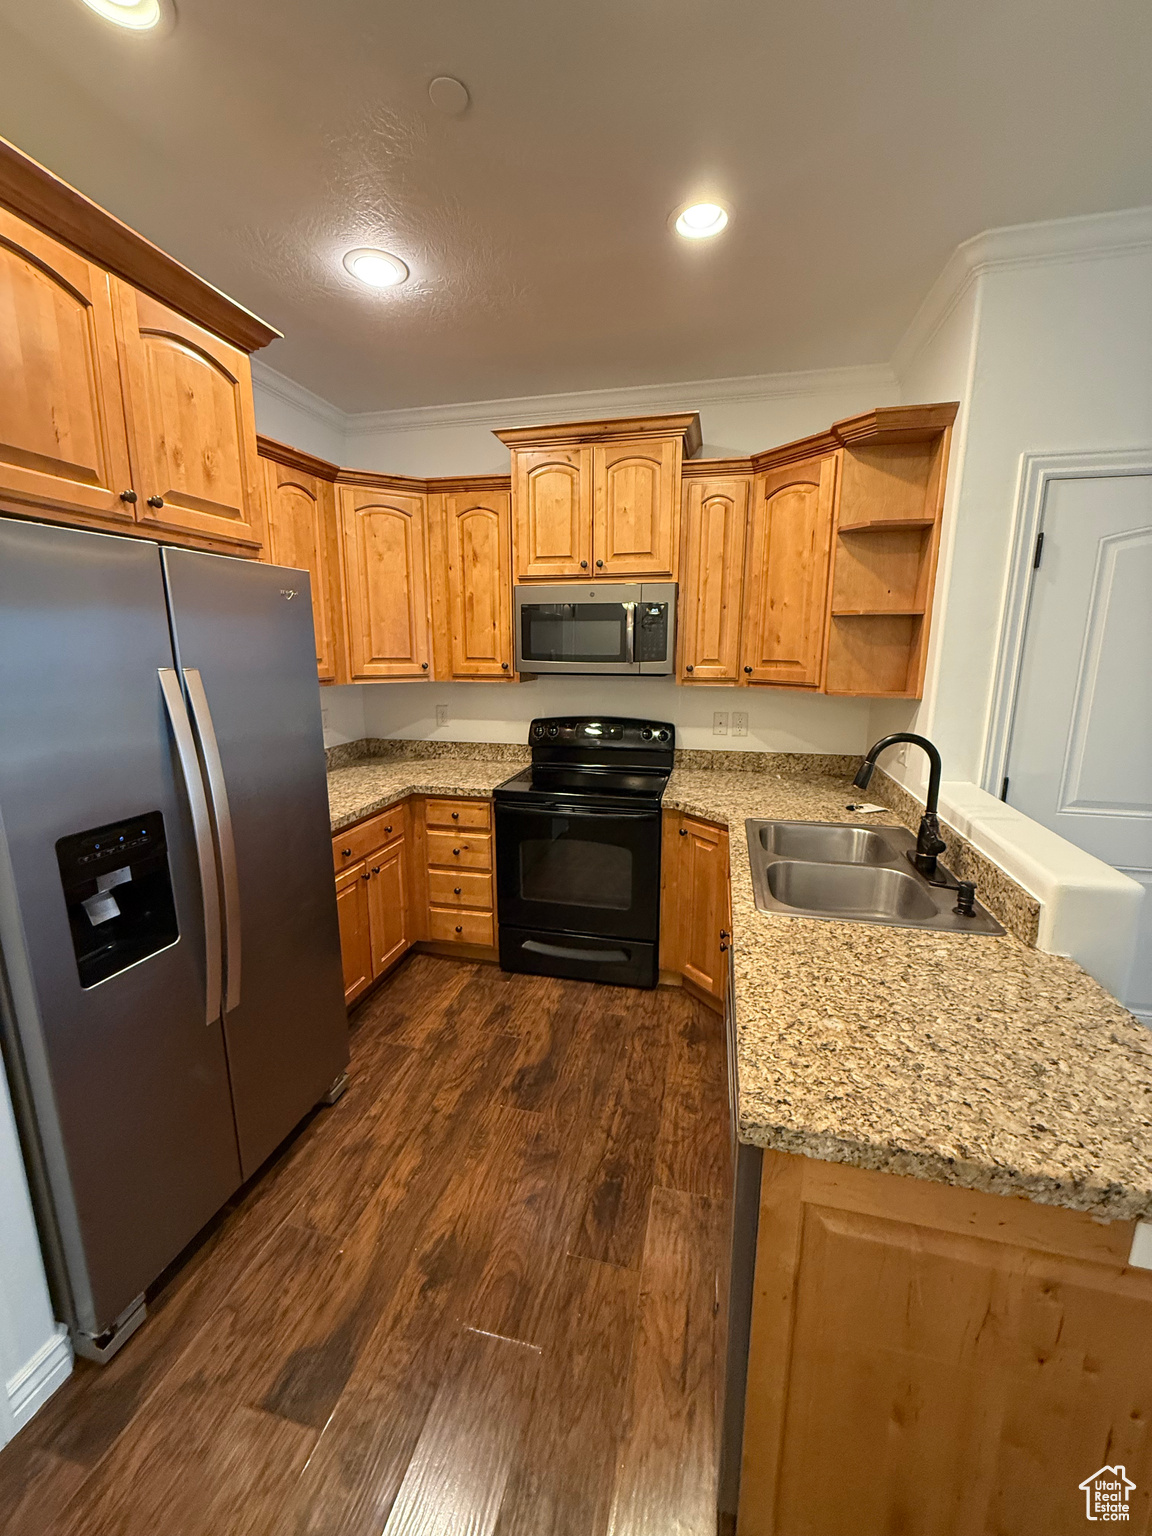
left=510, top=802, right=658, bottom=819
left=624, top=601, right=637, bottom=664
left=522, top=939, right=631, bottom=964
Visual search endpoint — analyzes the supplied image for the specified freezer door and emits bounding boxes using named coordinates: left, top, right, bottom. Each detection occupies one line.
left=162, top=548, right=348, bottom=1178
left=0, top=521, right=241, bottom=1340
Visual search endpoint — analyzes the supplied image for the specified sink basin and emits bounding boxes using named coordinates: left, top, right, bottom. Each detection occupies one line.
left=766, top=860, right=939, bottom=922
left=757, top=822, right=899, bottom=866
left=746, top=819, right=1005, bottom=935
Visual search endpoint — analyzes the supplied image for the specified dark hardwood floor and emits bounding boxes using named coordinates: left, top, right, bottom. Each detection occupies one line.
left=0, top=955, right=733, bottom=1536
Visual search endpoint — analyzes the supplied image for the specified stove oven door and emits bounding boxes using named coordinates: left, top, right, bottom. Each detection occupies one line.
left=495, top=801, right=662, bottom=942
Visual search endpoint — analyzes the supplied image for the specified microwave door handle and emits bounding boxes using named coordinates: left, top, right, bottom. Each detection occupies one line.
left=182, top=669, right=242, bottom=1014
left=158, top=669, right=222, bottom=1026
left=624, top=602, right=637, bottom=664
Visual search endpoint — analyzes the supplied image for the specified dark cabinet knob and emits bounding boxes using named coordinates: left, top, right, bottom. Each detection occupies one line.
left=580, top=560, right=588, bottom=569
left=455, top=925, right=463, bottom=934
left=720, top=941, right=729, bottom=952
left=453, top=848, right=461, bottom=855
left=384, top=825, right=392, bottom=834
left=372, top=866, right=381, bottom=875
left=361, top=871, right=371, bottom=880
left=342, top=848, right=352, bottom=857
left=720, top=930, right=729, bottom=939
left=679, top=827, right=687, bottom=836
left=596, top=559, right=604, bottom=568
left=119, top=489, right=137, bottom=504
left=452, top=811, right=459, bottom=819
left=421, top=662, right=429, bottom=670
left=744, top=665, right=753, bottom=674
left=453, top=886, right=462, bottom=895
left=501, top=662, right=509, bottom=670
left=146, top=495, right=164, bottom=509
left=685, top=664, right=694, bottom=673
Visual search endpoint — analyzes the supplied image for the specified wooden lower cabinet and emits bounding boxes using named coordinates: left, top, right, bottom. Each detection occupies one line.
left=333, top=803, right=410, bottom=1004
left=661, top=810, right=730, bottom=1008
left=735, top=1150, right=1152, bottom=1535
left=419, top=796, right=496, bottom=951
left=334, top=863, right=373, bottom=1006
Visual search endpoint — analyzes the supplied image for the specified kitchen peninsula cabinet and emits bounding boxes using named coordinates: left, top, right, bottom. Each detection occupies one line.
left=257, top=440, right=343, bottom=683
left=661, top=810, right=731, bottom=1008
left=496, top=413, right=702, bottom=582
left=733, top=1150, right=1152, bottom=1535
left=337, top=480, right=432, bottom=680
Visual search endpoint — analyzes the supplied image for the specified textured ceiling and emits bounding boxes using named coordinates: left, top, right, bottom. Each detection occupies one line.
left=0, top=0, right=1149, bottom=412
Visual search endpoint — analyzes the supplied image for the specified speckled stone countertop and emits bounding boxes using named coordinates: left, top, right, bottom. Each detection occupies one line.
left=328, top=753, right=1152, bottom=1220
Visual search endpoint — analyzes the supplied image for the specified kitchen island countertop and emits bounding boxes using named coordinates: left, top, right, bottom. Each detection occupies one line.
left=327, top=753, right=1152, bottom=1221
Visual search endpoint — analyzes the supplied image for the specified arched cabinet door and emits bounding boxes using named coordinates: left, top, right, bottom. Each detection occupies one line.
left=260, top=458, right=339, bottom=681
left=443, top=491, right=513, bottom=677
left=679, top=475, right=750, bottom=683
left=113, top=279, right=264, bottom=552
left=741, top=454, right=839, bottom=687
left=593, top=436, right=680, bottom=576
left=0, top=208, right=133, bottom=524
left=338, top=485, right=431, bottom=679
left=513, top=447, right=592, bottom=579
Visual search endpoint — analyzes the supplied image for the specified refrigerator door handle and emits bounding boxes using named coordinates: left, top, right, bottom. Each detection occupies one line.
left=158, top=668, right=222, bottom=1026
left=182, top=668, right=242, bottom=1014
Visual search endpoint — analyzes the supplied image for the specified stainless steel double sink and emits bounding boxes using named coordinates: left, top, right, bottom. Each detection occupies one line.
left=746, top=819, right=1004, bottom=934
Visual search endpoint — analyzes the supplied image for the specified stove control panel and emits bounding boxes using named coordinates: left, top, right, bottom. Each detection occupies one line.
left=528, top=717, right=675, bottom=750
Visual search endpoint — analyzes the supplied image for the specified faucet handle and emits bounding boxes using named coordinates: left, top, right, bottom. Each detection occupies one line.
left=953, top=881, right=977, bottom=917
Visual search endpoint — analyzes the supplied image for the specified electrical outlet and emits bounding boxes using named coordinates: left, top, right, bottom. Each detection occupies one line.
left=435, top=704, right=449, bottom=727
left=712, top=712, right=729, bottom=737
left=731, top=711, right=748, bottom=737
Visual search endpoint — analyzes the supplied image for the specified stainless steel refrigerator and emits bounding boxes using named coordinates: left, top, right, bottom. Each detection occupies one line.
left=0, top=518, right=348, bottom=1362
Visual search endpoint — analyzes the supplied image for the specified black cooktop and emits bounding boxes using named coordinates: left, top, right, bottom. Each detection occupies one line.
left=494, top=716, right=675, bottom=811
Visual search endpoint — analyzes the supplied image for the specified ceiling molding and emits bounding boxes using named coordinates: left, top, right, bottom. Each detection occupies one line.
left=250, top=357, right=348, bottom=430
left=893, top=204, right=1152, bottom=381
left=342, top=363, right=898, bottom=440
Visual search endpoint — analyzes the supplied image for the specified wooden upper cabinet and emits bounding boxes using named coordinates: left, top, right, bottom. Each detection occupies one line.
left=511, top=446, right=592, bottom=579
left=338, top=484, right=431, bottom=680
left=260, top=455, right=340, bottom=682
left=0, top=207, right=134, bottom=525
left=592, top=436, right=680, bottom=576
left=741, top=454, right=838, bottom=687
left=679, top=473, right=750, bottom=683
left=113, top=281, right=264, bottom=552
left=437, top=488, right=514, bottom=678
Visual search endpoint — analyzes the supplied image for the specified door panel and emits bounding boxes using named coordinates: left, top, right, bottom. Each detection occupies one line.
left=1006, top=471, right=1152, bottom=1021
left=162, top=548, right=348, bottom=1178
left=0, top=208, right=134, bottom=524
left=339, top=485, right=431, bottom=678
left=261, top=458, right=338, bottom=681
left=0, top=521, right=240, bottom=1336
left=444, top=490, right=513, bottom=677
left=513, top=447, right=592, bottom=579
left=367, top=833, right=409, bottom=974
left=742, top=455, right=837, bottom=686
left=681, top=818, right=729, bottom=1001
left=680, top=476, right=749, bottom=682
left=336, top=864, right=372, bottom=1005
left=114, top=281, right=263, bottom=551
left=593, top=437, right=679, bottom=576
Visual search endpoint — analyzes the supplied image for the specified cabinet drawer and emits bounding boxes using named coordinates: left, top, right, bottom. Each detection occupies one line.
left=427, top=869, right=493, bottom=909
left=424, top=797, right=491, bottom=831
left=425, top=829, right=492, bottom=870
left=427, top=906, right=495, bottom=946
left=332, top=804, right=405, bottom=871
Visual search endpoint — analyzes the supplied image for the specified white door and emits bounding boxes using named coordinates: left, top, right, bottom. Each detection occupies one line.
left=1004, top=471, right=1152, bottom=1023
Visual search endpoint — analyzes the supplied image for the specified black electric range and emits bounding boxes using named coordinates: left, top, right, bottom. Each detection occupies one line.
left=493, top=716, right=674, bottom=988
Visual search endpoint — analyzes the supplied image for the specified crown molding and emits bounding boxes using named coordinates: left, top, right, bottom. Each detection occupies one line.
left=343, top=363, right=897, bottom=440
left=893, top=205, right=1152, bottom=380
left=250, top=357, right=348, bottom=430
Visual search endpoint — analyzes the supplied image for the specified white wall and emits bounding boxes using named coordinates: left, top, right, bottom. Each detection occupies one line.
left=353, top=678, right=872, bottom=755
left=0, top=1066, right=70, bottom=1446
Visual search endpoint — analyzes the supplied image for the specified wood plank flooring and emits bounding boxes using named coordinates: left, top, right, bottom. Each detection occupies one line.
left=0, top=956, right=733, bottom=1536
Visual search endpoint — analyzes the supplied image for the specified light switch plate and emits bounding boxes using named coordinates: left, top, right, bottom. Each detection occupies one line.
left=731, top=712, right=748, bottom=737
left=712, top=712, right=728, bottom=736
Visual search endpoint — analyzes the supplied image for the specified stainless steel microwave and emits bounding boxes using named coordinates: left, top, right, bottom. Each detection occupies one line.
left=514, top=582, right=677, bottom=675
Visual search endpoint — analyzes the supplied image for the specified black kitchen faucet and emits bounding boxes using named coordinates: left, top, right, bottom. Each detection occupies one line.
left=852, top=733, right=947, bottom=880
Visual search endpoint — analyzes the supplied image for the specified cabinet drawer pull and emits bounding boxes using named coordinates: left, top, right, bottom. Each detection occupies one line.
left=372, top=866, right=381, bottom=874
left=452, top=811, right=459, bottom=819
left=342, top=848, right=352, bottom=857
left=455, top=925, right=463, bottom=934
left=452, top=847, right=461, bottom=855
left=720, top=929, right=729, bottom=939
left=720, top=941, right=729, bottom=952
left=119, top=489, right=137, bottom=504
left=454, top=886, right=462, bottom=895
left=361, top=871, right=371, bottom=880
left=385, top=825, right=392, bottom=834
left=679, top=827, right=687, bottom=836
left=146, top=495, right=164, bottom=509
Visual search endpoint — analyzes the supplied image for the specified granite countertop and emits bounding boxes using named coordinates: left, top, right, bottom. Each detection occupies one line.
left=327, top=753, right=1152, bottom=1221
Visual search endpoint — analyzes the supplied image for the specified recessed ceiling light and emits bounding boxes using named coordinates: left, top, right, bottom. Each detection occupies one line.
left=342, top=248, right=410, bottom=289
left=428, top=76, right=470, bottom=116
left=673, top=202, right=730, bottom=240
left=79, top=0, right=171, bottom=31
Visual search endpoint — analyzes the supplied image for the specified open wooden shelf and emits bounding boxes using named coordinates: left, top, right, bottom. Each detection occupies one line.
left=832, top=607, right=925, bottom=618
left=837, top=517, right=935, bottom=533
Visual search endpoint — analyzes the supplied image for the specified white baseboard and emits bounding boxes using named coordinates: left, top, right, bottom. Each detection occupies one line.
left=6, top=1324, right=72, bottom=1433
